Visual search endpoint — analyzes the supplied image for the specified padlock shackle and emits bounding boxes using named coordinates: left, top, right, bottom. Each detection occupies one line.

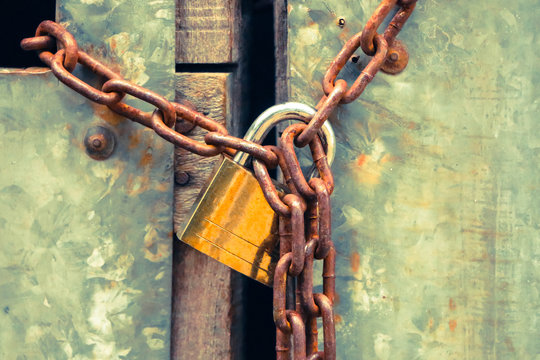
left=234, top=103, right=336, bottom=170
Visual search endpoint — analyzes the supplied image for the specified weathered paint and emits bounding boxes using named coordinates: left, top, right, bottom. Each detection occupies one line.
left=289, top=1, right=538, bottom=359
left=0, top=0, right=174, bottom=359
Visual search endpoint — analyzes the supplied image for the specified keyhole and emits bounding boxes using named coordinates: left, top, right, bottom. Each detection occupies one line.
left=0, top=1, right=56, bottom=68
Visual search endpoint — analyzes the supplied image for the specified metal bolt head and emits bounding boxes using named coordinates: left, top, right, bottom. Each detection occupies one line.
left=175, top=171, right=190, bottom=186
left=84, top=126, right=116, bottom=160
left=338, top=18, right=346, bottom=28
left=381, top=40, right=410, bottom=75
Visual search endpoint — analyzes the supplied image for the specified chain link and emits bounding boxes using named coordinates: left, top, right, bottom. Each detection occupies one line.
left=20, top=1, right=417, bottom=356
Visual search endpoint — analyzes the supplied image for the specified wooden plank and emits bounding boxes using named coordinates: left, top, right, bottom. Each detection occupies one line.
left=172, top=73, right=241, bottom=360
left=173, top=2, right=247, bottom=358
left=176, top=0, right=241, bottom=64
left=274, top=0, right=288, bottom=104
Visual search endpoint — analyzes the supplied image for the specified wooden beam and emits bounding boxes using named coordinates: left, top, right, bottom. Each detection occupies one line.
left=173, top=1, right=245, bottom=359
left=172, top=73, right=242, bottom=360
left=176, top=0, right=241, bottom=64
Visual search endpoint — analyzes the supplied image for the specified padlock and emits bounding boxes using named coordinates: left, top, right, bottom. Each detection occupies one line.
left=178, top=103, right=335, bottom=286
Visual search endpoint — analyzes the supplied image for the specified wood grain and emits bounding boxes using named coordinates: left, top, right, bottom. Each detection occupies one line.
left=172, top=73, right=242, bottom=360
left=274, top=0, right=288, bottom=104
left=176, top=0, right=240, bottom=64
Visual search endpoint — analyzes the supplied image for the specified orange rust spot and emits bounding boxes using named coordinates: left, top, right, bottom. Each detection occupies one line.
left=357, top=154, right=368, bottom=167
left=129, top=132, right=142, bottom=149
left=91, top=103, right=124, bottom=126
left=139, top=151, right=153, bottom=167
left=449, top=298, right=457, bottom=311
left=449, top=319, right=457, bottom=332
left=126, top=173, right=133, bottom=191
left=334, top=292, right=340, bottom=305
left=379, top=153, right=392, bottom=164
left=428, top=317, right=434, bottom=329
left=407, top=121, right=418, bottom=130
left=334, top=314, right=342, bottom=324
left=126, top=174, right=150, bottom=197
left=155, top=182, right=169, bottom=192
left=350, top=251, right=361, bottom=273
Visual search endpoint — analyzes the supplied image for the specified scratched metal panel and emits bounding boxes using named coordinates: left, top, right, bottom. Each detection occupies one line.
left=0, top=0, right=174, bottom=359
left=289, top=1, right=538, bottom=359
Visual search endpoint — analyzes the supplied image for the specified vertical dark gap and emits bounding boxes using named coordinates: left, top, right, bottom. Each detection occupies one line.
left=0, top=1, right=56, bottom=68
left=243, top=0, right=276, bottom=359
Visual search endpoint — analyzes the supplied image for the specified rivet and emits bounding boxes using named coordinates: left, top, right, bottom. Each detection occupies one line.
left=175, top=171, right=190, bottom=186
left=84, top=126, right=116, bottom=160
left=389, top=52, right=399, bottom=62
left=338, top=18, right=346, bottom=28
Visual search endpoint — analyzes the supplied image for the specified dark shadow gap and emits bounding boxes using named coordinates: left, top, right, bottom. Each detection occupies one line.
left=0, top=1, right=56, bottom=68
left=175, top=63, right=238, bottom=73
left=243, top=0, right=277, bottom=359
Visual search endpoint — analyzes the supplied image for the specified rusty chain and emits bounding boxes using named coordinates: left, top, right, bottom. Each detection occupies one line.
left=20, top=2, right=417, bottom=357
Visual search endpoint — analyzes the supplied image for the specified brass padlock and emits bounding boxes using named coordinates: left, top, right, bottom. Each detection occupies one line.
left=178, top=103, right=335, bottom=286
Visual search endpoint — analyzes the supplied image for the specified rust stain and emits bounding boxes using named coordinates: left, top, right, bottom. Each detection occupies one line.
left=334, top=291, right=340, bottom=305
left=449, top=298, right=456, bottom=311
left=350, top=251, right=361, bottom=273
left=352, top=155, right=383, bottom=185
left=334, top=313, right=342, bottom=324
left=91, top=102, right=125, bottom=126
left=144, top=244, right=171, bottom=263
left=126, top=173, right=150, bottom=197
left=139, top=150, right=153, bottom=167
left=449, top=319, right=457, bottom=332
left=129, top=132, right=142, bottom=149
left=407, top=121, right=418, bottom=130
left=338, top=30, right=350, bottom=41
left=357, top=154, right=368, bottom=167
left=504, top=337, right=516, bottom=352
left=155, top=182, right=169, bottom=192
left=379, top=153, right=393, bottom=164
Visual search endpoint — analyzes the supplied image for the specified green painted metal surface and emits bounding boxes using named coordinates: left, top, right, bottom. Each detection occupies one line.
left=0, top=0, right=174, bottom=359
left=289, top=1, right=538, bottom=359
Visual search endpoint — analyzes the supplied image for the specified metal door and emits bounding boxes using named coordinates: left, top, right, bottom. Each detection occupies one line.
left=0, top=1, right=175, bottom=358
left=287, top=1, right=538, bottom=358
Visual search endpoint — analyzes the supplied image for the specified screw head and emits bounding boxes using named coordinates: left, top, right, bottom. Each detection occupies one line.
left=84, top=126, right=116, bottom=160
left=175, top=171, right=190, bottom=186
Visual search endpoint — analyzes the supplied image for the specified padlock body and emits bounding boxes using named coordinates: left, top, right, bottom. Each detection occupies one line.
left=178, top=157, right=280, bottom=286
